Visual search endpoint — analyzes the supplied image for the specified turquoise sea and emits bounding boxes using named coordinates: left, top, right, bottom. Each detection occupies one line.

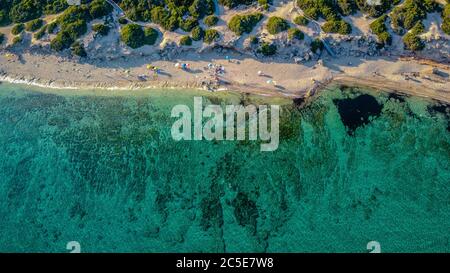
left=0, top=82, right=448, bottom=253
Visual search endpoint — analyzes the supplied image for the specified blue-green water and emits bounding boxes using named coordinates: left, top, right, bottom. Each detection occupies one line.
left=0, top=83, right=449, bottom=253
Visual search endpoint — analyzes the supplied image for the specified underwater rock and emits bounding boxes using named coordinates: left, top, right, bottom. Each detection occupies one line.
left=333, top=94, right=383, bottom=135
left=232, top=192, right=259, bottom=234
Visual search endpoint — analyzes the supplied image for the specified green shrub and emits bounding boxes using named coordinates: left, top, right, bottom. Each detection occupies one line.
left=180, top=35, right=192, bottom=46
left=266, top=16, right=289, bottom=35
left=249, top=35, right=258, bottom=44
left=403, top=32, right=424, bottom=51
left=44, top=0, right=68, bottom=15
left=0, top=10, right=10, bottom=26
left=89, top=0, right=113, bottom=19
left=442, top=18, right=450, bottom=35
left=191, top=26, right=204, bottom=41
left=118, top=17, right=128, bottom=25
left=410, top=21, right=425, bottom=35
left=204, top=15, right=219, bottom=27
left=51, top=31, right=73, bottom=51
left=57, top=5, right=90, bottom=26
left=34, top=25, right=47, bottom=40
left=180, top=17, right=198, bottom=32
left=203, top=29, right=219, bottom=43
left=9, top=0, right=43, bottom=23
left=144, top=27, right=158, bottom=45
left=189, top=0, right=215, bottom=19
left=71, top=41, right=87, bottom=57
left=0, top=33, right=5, bottom=44
left=92, top=23, right=110, bottom=36
left=12, top=35, right=23, bottom=45
left=354, top=0, right=398, bottom=17
left=322, top=19, right=352, bottom=35
left=293, top=16, right=309, bottom=26
left=258, top=0, right=270, bottom=10
left=390, top=0, right=432, bottom=33
left=310, top=38, right=324, bottom=53
left=120, top=23, right=145, bottom=48
left=337, top=0, right=357, bottom=16
left=25, top=19, right=43, bottom=32
left=228, top=13, right=263, bottom=35
left=150, top=7, right=179, bottom=31
left=369, top=15, right=392, bottom=45
left=13, top=35, right=23, bottom=45
left=288, top=28, right=304, bottom=40
left=219, top=0, right=256, bottom=9
left=47, top=22, right=58, bottom=34
left=258, top=41, right=277, bottom=56
left=11, top=23, right=25, bottom=35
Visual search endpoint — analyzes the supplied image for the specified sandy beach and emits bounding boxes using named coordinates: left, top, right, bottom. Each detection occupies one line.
left=0, top=49, right=449, bottom=103
left=0, top=0, right=449, bottom=102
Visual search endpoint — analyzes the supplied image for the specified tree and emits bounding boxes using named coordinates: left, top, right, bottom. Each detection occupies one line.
left=144, top=27, right=158, bottom=45
left=203, top=29, right=219, bottom=43
left=89, top=0, right=113, bottom=19
left=120, top=23, right=145, bottom=48
left=288, top=28, right=304, bottom=40
left=258, top=41, right=277, bottom=56
left=92, top=24, right=110, bottom=36
left=204, top=15, right=218, bottom=27
left=180, top=35, right=192, bottom=45
left=293, top=16, right=309, bottom=26
left=71, top=41, right=87, bottom=57
left=191, top=26, right=204, bottom=41
left=25, top=18, right=43, bottom=32
left=310, top=38, right=324, bottom=53
left=403, top=32, right=424, bottom=51
left=228, top=13, right=263, bottom=35
left=266, top=16, right=289, bottom=35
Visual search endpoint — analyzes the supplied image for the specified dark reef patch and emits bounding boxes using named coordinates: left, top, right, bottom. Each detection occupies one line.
left=388, top=92, right=407, bottom=103
left=292, top=97, right=305, bottom=108
left=232, top=192, right=259, bottom=234
left=333, top=94, right=383, bottom=135
left=427, top=103, right=450, bottom=132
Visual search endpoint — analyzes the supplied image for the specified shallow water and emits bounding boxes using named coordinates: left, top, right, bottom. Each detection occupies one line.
left=0, top=83, right=449, bottom=253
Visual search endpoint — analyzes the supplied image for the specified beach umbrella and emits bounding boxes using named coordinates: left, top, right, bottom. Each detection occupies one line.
left=266, top=79, right=273, bottom=84
left=175, top=63, right=180, bottom=68
left=257, top=71, right=263, bottom=76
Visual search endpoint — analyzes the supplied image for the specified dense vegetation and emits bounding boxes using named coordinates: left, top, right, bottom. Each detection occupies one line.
left=191, top=26, right=204, bottom=40
left=266, top=16, right=289, bottom=35
left=0, top=0, right=68, bottom=25
left=402, top=21, right=425, bottom=51
left=310, top=38, right=324, bottom=53
left=203, top=28, right=219, bottom=43
left=180, top=35, right=192, bottom=45
left=0, top=0, right=448, bottom=55
left=92, top=23, right=110, bottom=36
left=287, top=28, right=304, bottom=40
left=219, top=0, right=255, bottom=9
left=322, top=19, right=351, bottom=35
left=293, top=15, right=309, bottom=26
left=25, top=18, right=43, bottom=32
left=442, top=3, right=450, bottom=35
left=228, top=13, right=263, bottom=35
left=369, top=15, right=391, bottom=46
left=11, top=23, right=25, bottom=35
left=120, top=23, right=158, bottom=48
left=118, top=0, right=214, bottom=31
left=204, top=15, right=218, bottom=27
left=390, top=0, right=437, bottom=34
left=258, top=41, right=276, bottom=56
left=71, top=41, right=87, bottom=57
